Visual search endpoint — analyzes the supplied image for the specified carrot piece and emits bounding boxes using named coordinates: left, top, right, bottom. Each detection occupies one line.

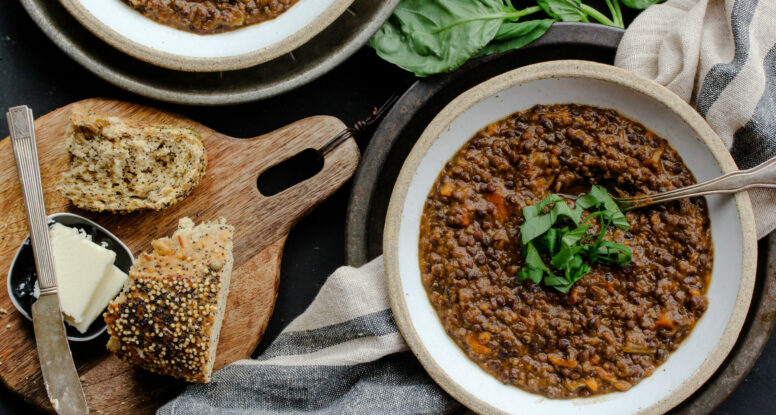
left=594, top=368, right=631, bottom=390
left=594, top=367, right=615, bottom=382
left=623, top=343, right=656, bottom=354
left=459, top=213, right=470, bottom=227
left=585, top=378, right=599, bottom=392
left=656, top=311, right=675, bottom=329
left=612, top=380, right=632, bottom=391
left=486, top=191, right=508, bottom=222
left=548, top=354, right=578, bottom=369
left=465, top=333, right=491, bottom=355
left=565, top=379, right=586, bottom=391
left=439, top=182, right=454, bottom=197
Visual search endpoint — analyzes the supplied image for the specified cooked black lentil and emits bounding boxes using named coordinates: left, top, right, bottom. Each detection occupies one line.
left=123, top=0, right=299, bottom=34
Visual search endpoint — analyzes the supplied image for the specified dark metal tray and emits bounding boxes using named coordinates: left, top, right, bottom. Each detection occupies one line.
left=344, top=22, right=776, bottom=414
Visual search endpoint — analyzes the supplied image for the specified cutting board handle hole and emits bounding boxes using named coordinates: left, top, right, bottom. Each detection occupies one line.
left=257, top=148, right=324, bottom=196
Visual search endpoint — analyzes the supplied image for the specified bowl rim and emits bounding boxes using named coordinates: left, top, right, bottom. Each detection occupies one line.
left=56, top=0, right=355, bottom=72
left=383, top=60, right=757, bottom=415
left=7, top=212, right=135, bottom=342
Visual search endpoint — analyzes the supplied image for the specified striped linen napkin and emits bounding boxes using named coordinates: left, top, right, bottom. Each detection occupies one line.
left=160, top=1, right=775, bottom=413
left=157, top=257, right=458, bottom=414
left=615, top=0, right=776, bottom=238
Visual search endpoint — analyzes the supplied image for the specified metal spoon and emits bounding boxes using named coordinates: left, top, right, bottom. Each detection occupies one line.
left=614, top=156, right=776, bottom=211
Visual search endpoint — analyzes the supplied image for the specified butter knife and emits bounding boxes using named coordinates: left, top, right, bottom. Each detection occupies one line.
left=6, top=106, right=89, bottom=415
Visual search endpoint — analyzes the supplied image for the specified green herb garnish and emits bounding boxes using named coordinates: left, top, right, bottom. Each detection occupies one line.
left=517, top=185, right=632, bottom=293
left=369, top=0, right=661, bottom=77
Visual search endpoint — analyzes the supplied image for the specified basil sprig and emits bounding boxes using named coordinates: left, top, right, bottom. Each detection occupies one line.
left=518, top=185, right=632, bottom=293
left=369, top=0, right=661, bottom=77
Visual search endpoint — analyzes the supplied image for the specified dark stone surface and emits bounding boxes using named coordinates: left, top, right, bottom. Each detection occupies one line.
left=0, top=0, right=772, bottom=414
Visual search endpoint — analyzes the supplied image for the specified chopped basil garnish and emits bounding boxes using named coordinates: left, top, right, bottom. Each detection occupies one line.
left=518, top=185, right=632, bottom=293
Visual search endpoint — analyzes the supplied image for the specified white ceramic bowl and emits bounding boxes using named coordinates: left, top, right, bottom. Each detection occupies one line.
left=57, top=0, right=355, bottom=71
left=383, top=60, right=757, bottom=415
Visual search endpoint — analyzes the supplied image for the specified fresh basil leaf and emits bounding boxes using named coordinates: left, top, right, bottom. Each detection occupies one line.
left=368, top=0, right=527, bottom=77
left=551, top=244, right=582, bottom=269
left=521, top=214, right=556, bottom=244
left=476, top=19, right=554, bottom=57
left=597, top=240, right=633, bottom=265
left=518, top=265, right=544, bottom=284
left=587, top=185, right=630, bottom=230
left=537, top=227, right=558, bottom=254
left=575, top=192, right=599, bottom=210
left=527, top=267, right=544, bottom=284
left=537, top=0, right=588, bottom=22
left=553, top=200, right=582, bottom=225
left=524, top=243, right=549, bottom=270
left=520, top=243, right=550, bottom=284
left=544, top=274, right=573, bottom=293
left=524, top=194, right=563, bottom=219
left=517, top=186, right=633, bottom=293
left=566, top=262, right=590, bottom=284
left=621, top=0, right=662, bottom=9
left=543, top=274, right=569, bottom=285
left=521, top=196, right=581, bottom=244
left=561, top=223, right=590, bottom=247
left=569, top=253, right=585, bottom=271
left=517, top=267, right=529, bottom=283
left=587, top=185, right=610, bottom=204
left=522, top=205, right=539, bottom=220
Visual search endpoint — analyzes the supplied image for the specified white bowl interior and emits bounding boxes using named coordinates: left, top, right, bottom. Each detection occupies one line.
left=77, top=0, right=336, bottom=58
left=396, top=77, right=744, bottom=414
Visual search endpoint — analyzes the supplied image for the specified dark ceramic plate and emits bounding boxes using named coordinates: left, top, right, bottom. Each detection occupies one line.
left=18, top=0, right=399, bottom=105
left=7, top=213, right=133, bottom=342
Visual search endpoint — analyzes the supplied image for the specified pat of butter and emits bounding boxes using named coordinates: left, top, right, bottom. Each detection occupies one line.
left=65, top=265, right=128, bottom=333
left=49, top=223, right=115, bottom=324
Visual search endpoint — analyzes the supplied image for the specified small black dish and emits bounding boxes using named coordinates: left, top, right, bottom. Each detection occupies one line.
left=7, top=213, right=134, bottom=342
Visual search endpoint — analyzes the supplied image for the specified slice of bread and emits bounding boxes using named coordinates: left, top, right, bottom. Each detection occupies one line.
left=104, top=217, right=234, bottom=383
left=60, top=111, right=207, bottom=213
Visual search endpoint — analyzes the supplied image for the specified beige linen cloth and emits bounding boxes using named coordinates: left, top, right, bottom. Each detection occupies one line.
left=615, top=0, right=776, bottom=238
left=161, top=1, right=776, bottom=413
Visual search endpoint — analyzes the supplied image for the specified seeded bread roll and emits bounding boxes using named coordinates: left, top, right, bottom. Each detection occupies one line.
left=104, top=217, right=234, bottom=383
left=60, top=111, right=206, bottom=213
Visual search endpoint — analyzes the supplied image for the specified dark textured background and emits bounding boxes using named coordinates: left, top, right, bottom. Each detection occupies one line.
left=0, top=0, right=773, bottom=413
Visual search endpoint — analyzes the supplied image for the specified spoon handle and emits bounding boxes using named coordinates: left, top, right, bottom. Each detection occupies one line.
left=7, top=106, right=58, bottom=294
left=616, top=156, right=776, bottom=211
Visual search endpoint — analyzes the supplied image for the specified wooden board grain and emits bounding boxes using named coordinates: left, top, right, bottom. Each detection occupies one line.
left=0, top=98, right=360, bottom=413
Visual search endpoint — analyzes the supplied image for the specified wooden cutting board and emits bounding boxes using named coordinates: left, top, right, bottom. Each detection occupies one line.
left=0, top=98, right=360, bottom=413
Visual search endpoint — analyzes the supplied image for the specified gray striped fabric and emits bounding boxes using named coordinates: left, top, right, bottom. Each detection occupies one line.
left=615, top=0, right=776, bottom=238
left=158, top=258, right=459, bottom=414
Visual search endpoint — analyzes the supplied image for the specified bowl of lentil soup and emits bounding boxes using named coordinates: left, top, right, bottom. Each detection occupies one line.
left=56, top=0, right=355, bottom=71
left=383, top=60, right=756, bottom=415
